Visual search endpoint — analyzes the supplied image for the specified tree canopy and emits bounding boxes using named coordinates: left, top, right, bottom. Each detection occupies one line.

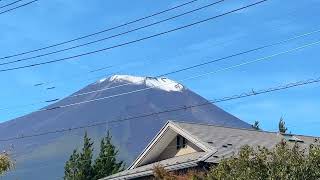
left=0, top=152, right=13, bottom=176
left=153, top=140, right=320, bottom=180
left=93, top=131, right=124, bottom=180
left=210, top=140, right=320, bottom=180
left=279, top=117, right=288, bottom=133
left=64, top=131, right=123, bottom=180
left=252, top=121, right=260, bottom=130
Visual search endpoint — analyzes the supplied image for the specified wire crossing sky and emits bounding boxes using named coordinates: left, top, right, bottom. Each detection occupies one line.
left=0, top=0, right=38, bottom=15
left=0, top=76, right=319, bottom=142
left=0, top=0, right=319, bottom=136
left=0, top=0, right=266, bottom=72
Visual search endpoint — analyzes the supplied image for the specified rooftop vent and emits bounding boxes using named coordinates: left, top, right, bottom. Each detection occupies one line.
left=282, top=134, right=304, bottom=143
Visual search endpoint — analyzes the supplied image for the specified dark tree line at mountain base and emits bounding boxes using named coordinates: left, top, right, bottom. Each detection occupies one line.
left=64, top=131, right=124, bottom=180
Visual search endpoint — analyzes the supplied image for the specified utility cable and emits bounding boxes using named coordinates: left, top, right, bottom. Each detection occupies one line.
left=0, top=0, right=268, bottom=72
left=0, top=38, right=318, bottom=112
left=0, top=76, right=319, bottom=142
left=0, top=0, right=23, bottom=9
left=0, top=0, right=225, bottom=66
left=0, top=0, right=201, bottom=60
left=0, top=0, right=38, bottom=15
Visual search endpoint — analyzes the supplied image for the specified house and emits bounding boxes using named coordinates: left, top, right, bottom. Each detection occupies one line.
left=101, top=120, right=317, bottom=180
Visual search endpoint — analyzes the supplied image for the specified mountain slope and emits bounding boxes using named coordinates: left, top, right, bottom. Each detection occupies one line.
left=0, top=75, right=251, bottom=179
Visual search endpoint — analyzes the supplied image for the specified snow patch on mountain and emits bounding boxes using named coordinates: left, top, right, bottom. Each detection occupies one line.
left=98, top=78, right=108, bottom=83
left=99, top=75, right=184, bottom=92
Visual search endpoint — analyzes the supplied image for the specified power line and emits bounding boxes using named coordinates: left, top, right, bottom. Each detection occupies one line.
left=0, top=0, right=23, bottom=9
left=27, top=7, right=300, bottom=88
left=0, top=72, right=121, bottom=111
left=32, top=55, right=160, bottom=87
left=0, top=39, right=318, bottom=113
left=0, top=0, right=225, bottom=66
left=29, top=18, right=316, bottom=88
left=69, top=29, right=320, bottom=98
left=1, top=76, right=319, bottom=142
left=33, top=65, right=119, bottom=87
left=8, top=143, right=191, bottom=175
left=0, top=0, right=268, bottom=72
left=0, top=0, right=38, bottom=15
left=0, top=0, right=201, bottom=60
left=49, top=40, right=320, bottom=103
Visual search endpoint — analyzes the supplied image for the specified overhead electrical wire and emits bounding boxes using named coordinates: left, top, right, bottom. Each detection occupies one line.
left=34, top=52, right=181, bottom=87
left=61, top=41, right=320, bottom=101
left=0, top=0, right=225, bottom=66
left=0, top=0, right=23, bottom=9
left=68, top=29, right=320, bottom=97
left=0, top=72, right=121, bottom=111
left=30, top=18, right=317, bottom=87
left=0, top=0, right=202, bottom=60
left=0, top=0, right=268, bottom=72
left=27, top=7, right=300, bottom=88
left=32, top=54, right=163, bottom=87
left=33, top=65, right=116, bottom=87
left=0, top=76, right=319, bottom=142
left=39, top=39, right=320, bottom=110
left=0, top=39, right=318, bottom=114
left=0, top=38, right=319, bottom=112
left=9, top=143, right=203, bottom=174
left=29, top=8, right=302, bottom=87
left=0, top=0, right=38, bottom=15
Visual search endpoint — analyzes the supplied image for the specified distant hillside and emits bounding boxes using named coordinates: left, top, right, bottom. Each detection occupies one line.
left=0, top=75, right=251, bottom=180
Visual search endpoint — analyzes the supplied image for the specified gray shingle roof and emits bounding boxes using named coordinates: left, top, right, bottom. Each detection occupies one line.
left=101, top=121, right=318, bottom=180
left=173, top=121, right=317, bottom=163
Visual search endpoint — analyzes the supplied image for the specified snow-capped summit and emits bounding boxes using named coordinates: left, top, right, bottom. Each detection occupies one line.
left=99, top=75, right=184, bottom=92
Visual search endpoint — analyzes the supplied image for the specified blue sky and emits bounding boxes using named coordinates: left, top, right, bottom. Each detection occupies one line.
left=0, top=0, right=319, bottom=136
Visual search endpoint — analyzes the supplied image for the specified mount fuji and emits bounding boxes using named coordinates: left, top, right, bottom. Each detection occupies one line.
left=0, top=75, right=251, bottom=179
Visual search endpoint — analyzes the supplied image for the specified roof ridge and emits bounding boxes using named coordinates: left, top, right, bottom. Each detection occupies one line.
left=169, top=120, right=319, bottom=138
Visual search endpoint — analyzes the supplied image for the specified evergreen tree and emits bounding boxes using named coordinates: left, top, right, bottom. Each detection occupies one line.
left=278, top=117, right=288, bottom=133
left=78, top=132, right=94, bottom=180
left=252, top=121, right=260, bottom=130
left=64, top=132, right=94, bottom=180
left=64, top=150, right=80, bottom=180
left=93, top=131, right=124, bottom=180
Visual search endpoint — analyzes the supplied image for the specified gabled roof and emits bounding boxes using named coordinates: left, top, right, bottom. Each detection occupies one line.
left=101, top=120, right=318, bottom=180
left=129, top=120, right=215, bottom=169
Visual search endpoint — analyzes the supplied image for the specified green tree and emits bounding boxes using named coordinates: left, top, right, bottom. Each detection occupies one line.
left=252, top=121, right=260, bottom=130
left=279, top=117, right=288, bottom=133
left=93, top=131, right=124, bottom=180
left=0, top=152, right=13, bottom=176
left=153, top=140, right=320, bottom=180
left=64, top=150, right=80, bottom=179
left=78, top=132, right=94, bottom=180
left=64, top=132, right=94, bottom=180
left=209, top=140, right=320, bottom=180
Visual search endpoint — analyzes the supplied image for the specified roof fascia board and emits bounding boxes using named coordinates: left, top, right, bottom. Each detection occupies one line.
left=129, top=121, right=213, bottom=169
left=107, top=161, right=199, bottom=180
left=129, top=121, right=172, bottom=169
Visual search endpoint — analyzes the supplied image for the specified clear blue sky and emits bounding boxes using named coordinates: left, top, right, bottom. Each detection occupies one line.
left=0, top=0, right=319, bottom=136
